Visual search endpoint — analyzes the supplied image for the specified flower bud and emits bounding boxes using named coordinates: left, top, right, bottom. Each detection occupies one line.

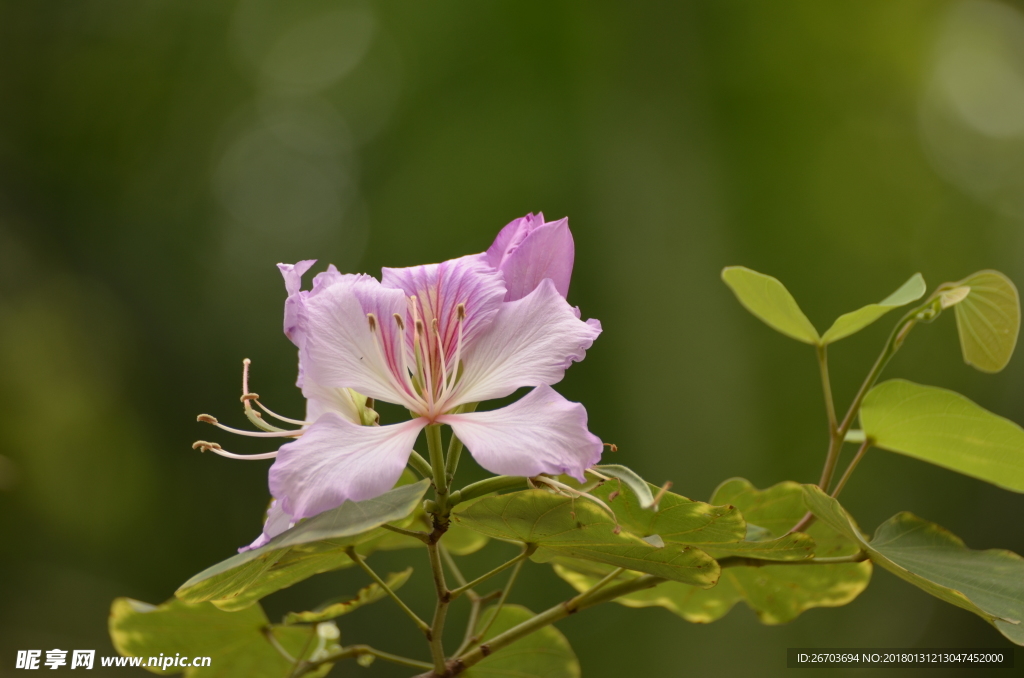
left=484, top=213, right=574, bottom=301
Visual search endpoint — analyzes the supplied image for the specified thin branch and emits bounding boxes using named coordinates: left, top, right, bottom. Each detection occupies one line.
left=456, top=546, right=531, bottom=657
left=831, top=439, right=871, bottom=499
left=449, top=545, right=536, bottom=600
left=346, top=548, right=430, bottom=634
left=290, top=644, right=434, bottom=676
left=381, top=522, right=432, bottom=544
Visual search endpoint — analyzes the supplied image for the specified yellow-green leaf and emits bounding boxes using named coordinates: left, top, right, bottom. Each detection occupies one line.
left=452, top=490, right=720, bottom=586
left=803, top=486, right=1024, bottom=645
left=110, top=598, right=331, bottom=677
left=721, top=266, right=819, bottom=344
left=953, top=270, right=1020, bottom=373
left=283, top=567, right=412, bottom=624
left=861, top=379, right=1024, bottom=492
left=464, top=605, right=579, bottom=678
left=176, top=479, right=430, bottom=609
left=820, top=273, right=926, bottom=345
left=551, top=479, right=869, bottom=624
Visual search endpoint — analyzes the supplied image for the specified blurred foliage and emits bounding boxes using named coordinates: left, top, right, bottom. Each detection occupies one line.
left=2, top=0, right=1024, bottom=676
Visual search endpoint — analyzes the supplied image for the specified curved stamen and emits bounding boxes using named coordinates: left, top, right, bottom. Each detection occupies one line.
left=367, top=312, right=423, bottom=412
left=432, top=317, right=448, bottom=402
left=192, top=440, right=279, bottom=460
left=392, top=312, right=419, bottom=400
left=440, top=303, right=467, bottom=404
left=197, top=414, right=302, bottom=438
left=531, top=475, right=621, bottom=529
left=252, top=398, right=309, bottom=426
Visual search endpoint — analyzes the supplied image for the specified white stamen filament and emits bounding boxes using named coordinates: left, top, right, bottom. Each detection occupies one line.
left=253, top=399, right=309, bottom=426
left=197, top=414, right=302, bottom=438
left=367, top=311, right=423, bottom=413
left=192, top=441, right=279, bottom=460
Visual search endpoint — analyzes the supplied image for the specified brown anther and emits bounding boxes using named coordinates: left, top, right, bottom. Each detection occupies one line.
left=197, top=414, right=218, bottom=424
left=612, top=525, right=622, bottom=535
left=604, top=443, right=618, bottom=452
left=608, top=490, right=620, bottom=501
left=367, top=313, right=378, bottom=332
left=432, top=317, right=439, bottom=332
left=456, top=303, right=466, bottom=320
left=393, top=313, right=405, bottom=330
left=240, top=393, right=259, bottom=402
left=192, top=440, right=222, bottom=452
left=415, top=319, right=425, bottom=334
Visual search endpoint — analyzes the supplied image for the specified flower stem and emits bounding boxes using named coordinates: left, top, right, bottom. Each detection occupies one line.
left=426, top=425, right=448, bottom=513
left=346, top=548, right=430, bottom=635
left=449, top=476, right=527, bottom=507
left=444, top=403, right=477, bottom=483
left=717, top=552, right=868, bottom=568
left=408, top=450, right=435, bottom=480
left=426, top=540, right=450, bottom=675
left=381, top=522, right=432, bottom=544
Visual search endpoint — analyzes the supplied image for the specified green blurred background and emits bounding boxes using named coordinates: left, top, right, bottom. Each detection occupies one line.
left=2, top=0, right=1023, bottom=675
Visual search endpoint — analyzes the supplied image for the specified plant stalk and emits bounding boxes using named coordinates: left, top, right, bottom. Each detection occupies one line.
left=346, top=548, right=430, bottom=634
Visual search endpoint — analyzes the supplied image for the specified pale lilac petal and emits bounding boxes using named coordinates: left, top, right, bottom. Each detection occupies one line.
left=452, top=278, right=602, bottom=405
left=486, top=215, right=574, bottom=301
left=278, top=260, right=317, bottom=296
left=437, top=384, right=602, bottom=481
left=302, top=274, right=419, bottom=410
left=269, top=413, right=426, bottom=518
left=381, top=254, right=506, bottom=373
left=278, top=260, right=317, bottom=347
left=239, top=499, right=295, bottom=553
left=302, top=379, right=367, bottom=425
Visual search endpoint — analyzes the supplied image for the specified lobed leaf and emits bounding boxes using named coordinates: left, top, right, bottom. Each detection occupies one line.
left=176, top=479, right=430, bottom=609
left=721, top=266, right=820, bottom=344
left=860, top=379, right=1024, bottom=492
left=283, top=567, right=412, bottom=624
left=803, top=486, right=1024, bottom=645
left=577, top=474, right=746, bottom=546
left=452, top=490, right=720, bottom=586
left=590, top=464, right=658, bottom=509
left=109, top=598, right=331, bottom=677
left=820, top=273, right=926, bottom=345
left=952, top=270, right=1020, bottom=373
left=552, top=479, right=870, bottom=625
left=464, top=604, right=579, bottom=678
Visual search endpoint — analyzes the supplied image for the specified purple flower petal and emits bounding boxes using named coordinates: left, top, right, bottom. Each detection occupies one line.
left=382, top=254, right=506, bottom=371
left=485, top=214, right=574, bottom=301
left=302, top=379, right=367, bottom=424
left=301, top=274, right=419, bottom=410
left=269, top=413, right=426, bottom=519
left=278, top=260, right=317, bottom=347
left=437, top=384, right=603, bottom=481
left=452, top=278, right=602, bottom=405
left=239, top=499, right=295, bottom=553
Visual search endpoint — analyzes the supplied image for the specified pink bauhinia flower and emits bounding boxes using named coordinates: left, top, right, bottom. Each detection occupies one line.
left=196, top=214, right=602, bottom=541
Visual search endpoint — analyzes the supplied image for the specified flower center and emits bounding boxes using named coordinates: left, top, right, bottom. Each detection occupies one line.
left=367, top=299, right=466, bottom=419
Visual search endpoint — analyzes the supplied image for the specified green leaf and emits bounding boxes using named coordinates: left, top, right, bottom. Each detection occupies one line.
left=860, top=379, right=1024, bottom=492
left=110, top=598, right=331, bottom=677
left=283, top=567, right=412, bottom=624
left=721, top=266, right=819, bottom=344
left=176, top=479, right=430, bottom=609
left=820, top=273, right=926, bottom=345
left=590, top=464, right=657, bottom=509
left=803, top=486, right=1024, bottom=645
left=577, top=475, right=746, bottom=546
left=952, top=270, right=1020, bottom=373
left=452, top=490, right=720, bottom=586
left=552, top=479, right=871, bottom=624
left=464, top=604, right=579, bottom=678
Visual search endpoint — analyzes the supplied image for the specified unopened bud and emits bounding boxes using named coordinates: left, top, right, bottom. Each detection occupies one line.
left=317, top=622, right=340, bottom=640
